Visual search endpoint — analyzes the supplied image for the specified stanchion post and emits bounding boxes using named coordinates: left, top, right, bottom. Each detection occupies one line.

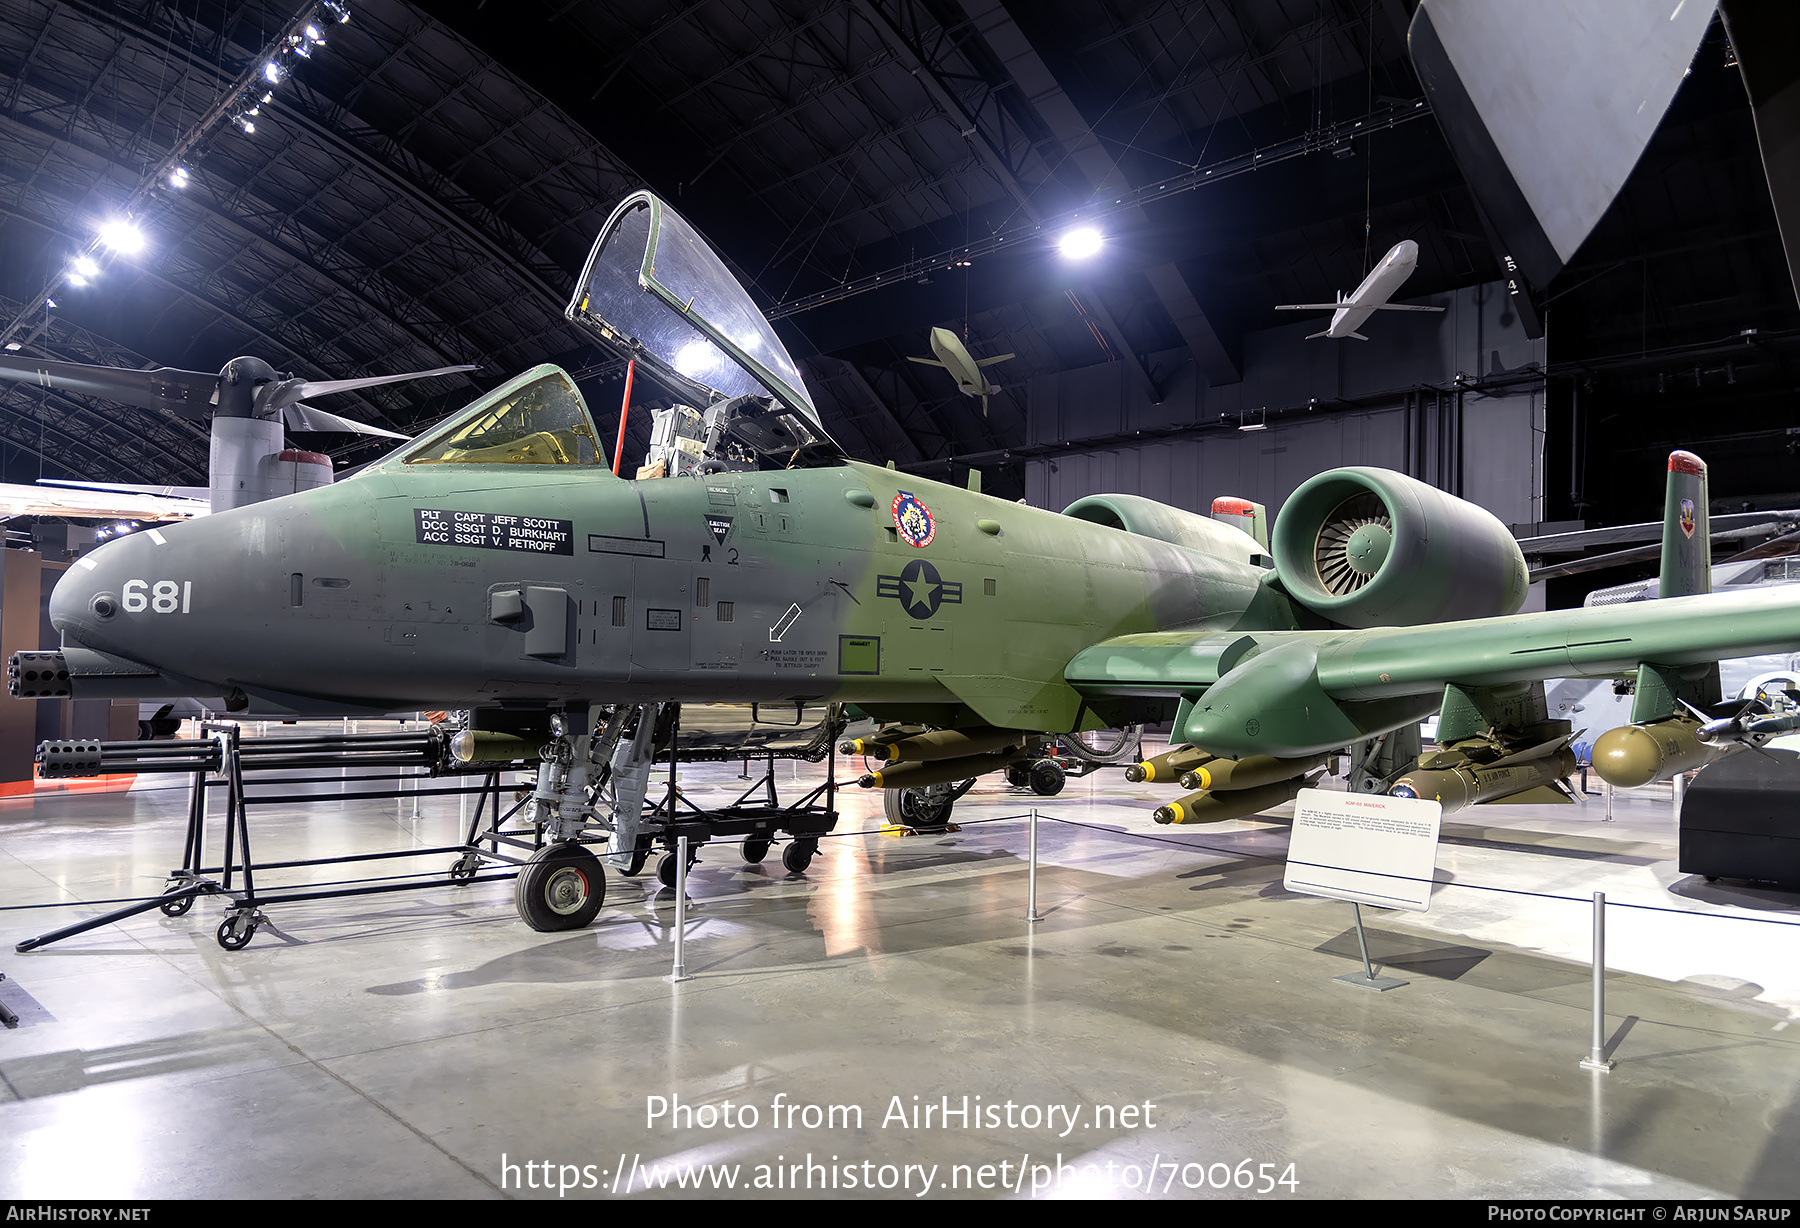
left=1025, top=808, right=1044, bottom=923
left=668, top=835, right=692, bottom=983
left=1581, top=890, right=1614, bottom=1071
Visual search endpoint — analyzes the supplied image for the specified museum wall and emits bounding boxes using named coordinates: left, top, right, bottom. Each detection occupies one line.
left=1022, top=278, right=1546, bottom=531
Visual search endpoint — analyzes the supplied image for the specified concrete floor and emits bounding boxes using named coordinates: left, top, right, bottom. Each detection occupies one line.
left=2, top=734, right=1798, bottom=1200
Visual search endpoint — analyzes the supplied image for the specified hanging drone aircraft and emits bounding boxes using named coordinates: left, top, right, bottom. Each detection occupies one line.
left=906, top=326, right=1012, bottom=413
left=1274, top=239, right=1445, bottom=339
left=12, top=190, right=1800, bottom=936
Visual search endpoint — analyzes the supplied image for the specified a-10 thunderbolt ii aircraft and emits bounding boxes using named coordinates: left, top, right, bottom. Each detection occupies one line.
left=13, top=189, right=1800, bottom=933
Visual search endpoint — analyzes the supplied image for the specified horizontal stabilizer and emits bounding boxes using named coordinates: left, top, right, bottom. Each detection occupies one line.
left=1347, top=331, right=1370, bottom=341
left=1305, top=330, right=1332, bottom=340
left=1276, top=304, right=1343, bottom=311
left=1365, top=303, right=1446, bottom=312
left=974, top=353, right=1014, bottom=367
left=906, top=357, right=947, bottom=367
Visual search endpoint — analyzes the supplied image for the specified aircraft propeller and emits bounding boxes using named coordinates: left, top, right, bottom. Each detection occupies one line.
left=0, top=352, right=475, bottom=440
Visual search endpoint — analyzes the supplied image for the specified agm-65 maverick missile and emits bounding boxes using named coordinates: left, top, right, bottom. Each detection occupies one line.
left=1590, top=715, right=1735, bottom=788
left=1390, top=741, right=1578, bottom=813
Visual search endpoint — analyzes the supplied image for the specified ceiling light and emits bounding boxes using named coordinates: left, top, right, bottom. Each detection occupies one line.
left=1058, top=227, right=1103, bottom=259
left=73, top=256, right=99, bottom=276
left=168, top=166, right=189, bottom=188
left=304, top=24, right=324, bottom=42
left=674, top=341, right=716, bottom=377
left=97, top=219, right=145, bottom=254
left=263, top=61, right=283, bottom=84
left=67, top=273, right=88, bottom=287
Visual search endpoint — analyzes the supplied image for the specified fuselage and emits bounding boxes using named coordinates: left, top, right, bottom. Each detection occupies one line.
left=47, top=456, right=1277, bottom=731
left=1327, top=240, right=1420, bottom=337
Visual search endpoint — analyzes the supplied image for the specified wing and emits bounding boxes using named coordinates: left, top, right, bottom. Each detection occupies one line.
left=0, top=482, right=205, bottom=522
left=906, top=357, right=947, bottom=367
left=1066, top=584, right=1800, bottom=759
left=1274, top=304, right=1342, bottom=311
left=1363, top=304, right=1446, bottom=312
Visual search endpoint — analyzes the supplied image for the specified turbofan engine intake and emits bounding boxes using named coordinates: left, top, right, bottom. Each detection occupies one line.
left=1270, top=468, right=1528, bottom=627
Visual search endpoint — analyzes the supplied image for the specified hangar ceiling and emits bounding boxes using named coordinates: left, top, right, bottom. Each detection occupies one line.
left=0, top=0, right=1794, bottom=547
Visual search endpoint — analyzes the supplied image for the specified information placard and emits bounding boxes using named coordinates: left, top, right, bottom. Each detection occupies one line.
left=1283, top=788, right=1442, bottom=912
left=416, top=508, right=574, bottom=555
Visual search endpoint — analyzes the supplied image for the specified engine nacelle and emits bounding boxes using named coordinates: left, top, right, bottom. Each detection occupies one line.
left=1270, top=468, right=1527, bottom=627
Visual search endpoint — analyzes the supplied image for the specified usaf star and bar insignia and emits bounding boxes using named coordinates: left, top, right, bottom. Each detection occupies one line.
left=877, top=558, right=962, bottom=619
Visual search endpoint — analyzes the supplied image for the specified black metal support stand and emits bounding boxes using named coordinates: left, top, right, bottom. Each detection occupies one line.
left=17, top=723, right=539, bottom=953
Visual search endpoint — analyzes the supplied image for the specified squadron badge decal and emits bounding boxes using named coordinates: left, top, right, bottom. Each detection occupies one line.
left=1680, top=498, right=1696, bottom=539
left=892, top=490, right=936, bottom=548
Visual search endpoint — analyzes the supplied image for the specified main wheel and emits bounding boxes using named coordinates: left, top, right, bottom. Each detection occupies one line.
left=1029, top=759, right=1066, bottom=797
left=885, top=779, right=973, bottom=830
left=514, top=843, right=605, bottom=932
left=782, top=837, right=818, bottom=874
left=742, top=837, right=771, bottom=864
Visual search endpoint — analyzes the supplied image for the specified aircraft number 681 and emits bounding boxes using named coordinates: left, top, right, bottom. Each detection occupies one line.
left=122, top=580, right=193, bottom=614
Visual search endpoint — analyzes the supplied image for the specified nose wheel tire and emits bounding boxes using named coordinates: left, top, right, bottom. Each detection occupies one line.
left=515, top=843, right=605, bottom=932
left=781, top=838, right=818, bottom=875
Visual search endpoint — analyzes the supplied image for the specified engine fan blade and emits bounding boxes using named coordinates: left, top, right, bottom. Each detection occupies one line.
left=281, top=403, right=411, bottom=439
left=0, top=355, right=217, bottom=418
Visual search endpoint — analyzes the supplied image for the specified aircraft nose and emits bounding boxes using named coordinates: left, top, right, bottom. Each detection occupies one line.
left=48, top=530, right=166, bottom=654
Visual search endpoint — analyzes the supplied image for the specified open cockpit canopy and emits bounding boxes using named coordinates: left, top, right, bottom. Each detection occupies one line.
left=565, top=192, right=840, bottom=466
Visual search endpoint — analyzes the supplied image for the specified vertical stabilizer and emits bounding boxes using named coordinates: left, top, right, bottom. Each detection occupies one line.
left=1210, top=496, right=1269, bottom=551
left=1659, top=450, right=1710, bottom=598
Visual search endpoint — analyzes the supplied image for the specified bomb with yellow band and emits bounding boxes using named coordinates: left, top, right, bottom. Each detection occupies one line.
left=1124, top=744, right=1213, bottom=783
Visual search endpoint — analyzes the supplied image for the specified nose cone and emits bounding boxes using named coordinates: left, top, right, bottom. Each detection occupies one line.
left=48, top=531, right=157, bottom=654
left=49, top=511, right=273, bottom=691
left=1395, top=239, right=1419, bottom=264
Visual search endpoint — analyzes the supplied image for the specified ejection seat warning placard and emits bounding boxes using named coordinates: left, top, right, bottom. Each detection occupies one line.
left=1283, top=788, right=1442, bottom=912
left=416, top=509, right=573, bottom=555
